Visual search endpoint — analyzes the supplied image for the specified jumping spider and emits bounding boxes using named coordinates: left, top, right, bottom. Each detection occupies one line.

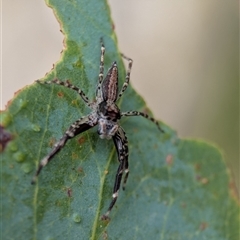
left=31, top=39, right=164, bottom=220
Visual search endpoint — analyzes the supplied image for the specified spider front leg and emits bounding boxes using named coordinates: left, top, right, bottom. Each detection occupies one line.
left=31, top=116, right=95, bottom=184
left=118, top=54, right=133, bottom=99
left=101, top=127, right=129, bottom=220
left=96, top=38, right=105, bottom=100
left=121, top=111, right=164, bottom=133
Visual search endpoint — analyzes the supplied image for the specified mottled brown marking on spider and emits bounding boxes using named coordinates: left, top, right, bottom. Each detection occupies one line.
left=102, top=62, right=118, bottom=102
left=32, top=39, right=164, bottom=220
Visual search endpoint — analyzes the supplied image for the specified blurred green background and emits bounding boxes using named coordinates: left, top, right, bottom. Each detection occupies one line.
left=2, top=0, right=239, bottom=194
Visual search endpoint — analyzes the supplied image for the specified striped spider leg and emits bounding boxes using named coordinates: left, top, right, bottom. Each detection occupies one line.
left=31, top=116, right=97, bottom=184
left=32, top=39, right=163, bottom=221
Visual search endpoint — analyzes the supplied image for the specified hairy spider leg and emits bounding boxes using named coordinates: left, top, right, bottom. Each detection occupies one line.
left=118, top=54, right=133, bottom=99
left=96, top=38, right=105, bottom=100
left=121, top=111, right=164, bottom=133
left=101, top=127, right=129, bottom=220
left=31, top=116, right=95, bottom=184
left=116, top=128, right=129, bottom=190
left=36, top=79, right=90, bottom=104
left=122, top=141, right=129, bottom=190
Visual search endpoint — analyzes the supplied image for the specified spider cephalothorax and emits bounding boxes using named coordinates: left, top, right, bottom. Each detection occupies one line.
left=31, top=39, right=164, bottom=220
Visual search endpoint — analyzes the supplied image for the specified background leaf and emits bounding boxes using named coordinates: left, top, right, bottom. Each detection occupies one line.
left=1, top=0, right=239, bottom=239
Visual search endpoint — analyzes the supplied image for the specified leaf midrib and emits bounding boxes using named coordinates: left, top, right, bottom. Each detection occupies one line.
left=90, top=145, right=116, bottom=240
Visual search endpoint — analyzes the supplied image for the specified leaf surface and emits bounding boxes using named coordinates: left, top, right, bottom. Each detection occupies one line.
left=1, top=0, right=239, bottom=239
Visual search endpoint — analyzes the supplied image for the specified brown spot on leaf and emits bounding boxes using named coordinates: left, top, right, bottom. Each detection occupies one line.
left=77, top=167, right=84, bottom=173
left=199, top=222, right=208, bottom=231
left=49, top=138, right=56, bottom=148
left=111, top=23, right=115, bottom=30
left=180, top=202, right=187, bottom=208
left=72, top=152, right=78, bottom=159
left=196, top=175, right=201, bottom=181
left=194, top=163, right=201, bottom=171
left=0, top=125, right=12, bottom=152
left=78, top=137, right=85, bottom=144
left=67, top=188, right=72, bottom=197
left=57, top=91, right=64, bottom=98
left=166, top=154, right=174, bottom=166
left=200, top=178, right=209, bottom=184
left=229, top=181, right=239, bottom=200
left=196, top=175, right=209, bottom=185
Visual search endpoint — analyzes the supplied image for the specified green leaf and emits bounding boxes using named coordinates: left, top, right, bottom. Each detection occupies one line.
left=1, top=0, right=239, bottom=239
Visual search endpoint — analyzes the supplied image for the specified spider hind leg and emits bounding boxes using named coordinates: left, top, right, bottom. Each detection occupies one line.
left=101, top=127, right=129, bottom=220
left=31, top=117, right=94, bottom=184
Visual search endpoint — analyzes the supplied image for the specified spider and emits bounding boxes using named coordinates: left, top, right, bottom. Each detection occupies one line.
left=31, top=39, right=164, bottom=220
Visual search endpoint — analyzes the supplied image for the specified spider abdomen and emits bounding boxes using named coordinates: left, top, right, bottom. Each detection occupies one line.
left=102, top=62, right=118, bottom=102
